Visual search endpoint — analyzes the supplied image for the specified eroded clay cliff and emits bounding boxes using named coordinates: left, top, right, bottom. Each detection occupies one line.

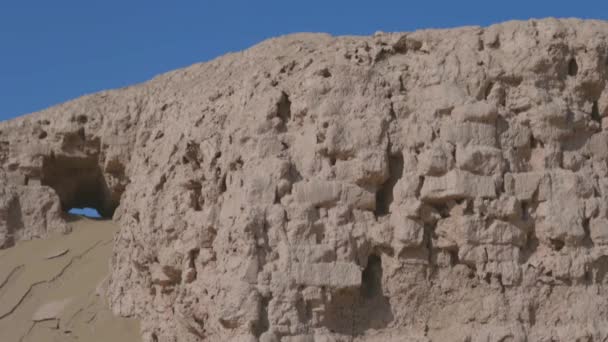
left=3, top=18, right=608, bottom=341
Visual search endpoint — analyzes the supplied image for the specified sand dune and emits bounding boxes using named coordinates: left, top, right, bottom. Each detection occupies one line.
left=0, top=217, right=140, bottom=342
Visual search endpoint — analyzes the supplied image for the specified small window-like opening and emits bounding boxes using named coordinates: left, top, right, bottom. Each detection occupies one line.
left=68, top=207, right=102, bottom=218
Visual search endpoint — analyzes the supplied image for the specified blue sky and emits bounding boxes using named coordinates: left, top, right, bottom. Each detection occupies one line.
left=1, top=1, right=607, bottom=121
left=69, top=207, right=101, bottom=218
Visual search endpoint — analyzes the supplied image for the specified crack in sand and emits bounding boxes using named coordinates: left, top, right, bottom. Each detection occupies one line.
left=0, top=219, right=140, bottom=342
left=64, top=293, right=98, bottom=327
left=85, top=311, right=97, bottom=324
left=0, top=239, right=106, bottom=320
left=0, top=264, right=23, bottom=290
left=18, top=321, right=35, bottom=342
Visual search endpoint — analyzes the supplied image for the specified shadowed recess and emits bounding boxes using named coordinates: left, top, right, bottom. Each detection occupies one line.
left=40, top=154, right=118, bottom=218
left=375, top=153, right=404, bottom=216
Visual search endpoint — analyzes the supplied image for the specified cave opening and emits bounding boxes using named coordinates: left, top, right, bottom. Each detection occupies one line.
left=40, top=154, right=118, bottom=219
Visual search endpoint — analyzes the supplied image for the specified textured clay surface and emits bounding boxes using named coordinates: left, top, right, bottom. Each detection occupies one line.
left=3, top=18, right=608, bottom=341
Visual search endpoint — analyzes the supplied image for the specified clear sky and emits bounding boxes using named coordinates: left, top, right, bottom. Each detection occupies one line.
left=69, top=207, right=101, bottom=218
left=1, top=0, right=607, bottom=122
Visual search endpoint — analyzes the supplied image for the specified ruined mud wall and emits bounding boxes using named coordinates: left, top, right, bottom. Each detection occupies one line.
left=2, top=18, right=608, bottom=341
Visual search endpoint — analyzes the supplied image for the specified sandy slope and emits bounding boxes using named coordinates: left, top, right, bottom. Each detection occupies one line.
left=0, top=217, right=140, bottom=342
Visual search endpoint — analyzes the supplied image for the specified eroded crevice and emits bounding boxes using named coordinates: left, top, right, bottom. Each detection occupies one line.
left=591, top=100, right=601, bottom=123
left=154, top=174, right=167, bottom=193
left=323, top=253, right=393, bottom=336
left=568, top=58, right=579, bottom=76
left=549, top=238, right=565, bottom=251
left=361, top=254, right=383, bottom=299
left=315, top=68, right=332, bottom=78
left=219, top=174, right=227, bottom=193
left=448, top=250, right=460, bottom=266
left=182, top=180, right=203, bottom=211
left=375, top=152, right=404, bottom=216
left=0, top=141, right=8, bottom=164
left=589, top=256, right=608, bottom=284
left=581, top=217, right=593, bottom=247
left=186, top=248, right=199, bottom=283
left=253, top=296, right=271, bottom=338
left=484, top=81, right=494, bottom=100
left=277, top=92, right=292, bottom=127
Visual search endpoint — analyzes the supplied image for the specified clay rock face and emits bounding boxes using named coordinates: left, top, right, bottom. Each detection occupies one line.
left=3, top=18, right=608, bottom=341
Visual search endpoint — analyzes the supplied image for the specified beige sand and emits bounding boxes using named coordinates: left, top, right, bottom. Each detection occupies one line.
left=0, top=216, right=140, bottom=342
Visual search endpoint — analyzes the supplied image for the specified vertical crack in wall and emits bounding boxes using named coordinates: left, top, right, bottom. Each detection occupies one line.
left=254, top=296, right=271, bottom=338
left=277, top=92, right=292, bottom=131
left=568, top=58, right=579, bottom=77
left=360, top=254, right=383, bottom=299
left=375, top=153, right=404, bottom=217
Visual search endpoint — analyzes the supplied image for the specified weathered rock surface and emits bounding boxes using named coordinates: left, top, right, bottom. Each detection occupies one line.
left=2, top=18, right=608, bottom=341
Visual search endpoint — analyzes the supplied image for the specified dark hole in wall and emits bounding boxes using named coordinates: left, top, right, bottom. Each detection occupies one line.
left=76, top=114, right=88, bottom=124
left=521, top=201, right=530, bottom=220
left=549, top=238, right=565, bottom=251
left=589, top=255, right=608, bottom=284
left=484, top=82, right=494, bottom=100
left=41, top=155, right=118, bottom=218
left=568, top=58, right=579, bottom=76
left=277, top=92, right=292, bottom=123
left=376, top=153, right=404, bottom=216
left=323, top=253, right=394, bottom=335
left=582, top=217, right=594, bottom=248
left=0, top=141, right=9, bottom=164
left=448, top=249, right=460, bottom=266
left=361, top=254, right=383, bottom=298
left=592, top=101, right=601, bottom=123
